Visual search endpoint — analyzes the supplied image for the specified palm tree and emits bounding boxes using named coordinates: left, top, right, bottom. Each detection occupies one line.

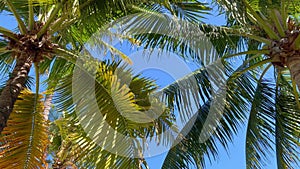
left=0, top=0, right=210, bottom=168
left=4, top=0, right=299, bottom=168
left=37, top=0, right=300, bottom=168
left=145, top=0, right=300, bottom=168
left=0, top=0, right=209, bottom=133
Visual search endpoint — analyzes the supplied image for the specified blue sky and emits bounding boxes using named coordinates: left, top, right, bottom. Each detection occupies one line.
left=0, top=2, right=279, bottom=169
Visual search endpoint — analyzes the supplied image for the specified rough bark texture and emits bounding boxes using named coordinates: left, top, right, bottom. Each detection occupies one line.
left=43, top=94, right=53, bottom=121
left=53, top=140, right=78, bottom=169
left=0, top=52, right=33, bottom=133
left=42, top=94, right=53, bottom=169
left=286, top=54, right=300, bottom=89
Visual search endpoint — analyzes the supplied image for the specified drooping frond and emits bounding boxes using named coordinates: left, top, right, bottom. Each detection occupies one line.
left=162, top=74, right=255, bottom=168
left=41, top=57, right=75, bottom=90
left=52, top=0, right=210, bottom=49
left=275, top=73, right=300, bottom=169
left=159, top=65, right=213, bottom=123
left=246, top=80, right=276, bottom=169
left=138, top=1, right=211, bottom=23
left=50, top=112, right=149, bottom=169
left=0, top=40, right=12, bottom=79
left=0, top=90, right=49, bottom=168
left=100, top=7, right=258, bottom=69
left=111, top=7, right=232, bottom=66
left=53, top=57, right=176, bottom=150
left=161, top=59, right=256, bottom=168
left=162, top=102, right=214, bottom=169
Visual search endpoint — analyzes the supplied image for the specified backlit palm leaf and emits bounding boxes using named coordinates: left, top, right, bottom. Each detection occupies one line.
left=50, top=58, right=176, bottom=167
left=50, top=112, right=149, bottom=169
left=0, top=90, right=49, bottom=168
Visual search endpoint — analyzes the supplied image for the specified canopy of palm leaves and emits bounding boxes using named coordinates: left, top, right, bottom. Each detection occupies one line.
left=0, top=0, right=214, bottom=168
left=160, top=0, right=300, bottom=169
left=1, top=0, right=300, bottom=169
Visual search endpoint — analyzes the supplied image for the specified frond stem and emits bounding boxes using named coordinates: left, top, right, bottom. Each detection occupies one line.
left=28, top=0, right=35, bottom=31
left=258, top=63, right=272, bottom=82
left=37, top=1, right=64, bottom=38
left=0, top=26, right=18, bottom=41
left=53, top=47, right=79, bottom=62
left=223, top=50, right=269, bottom=60
left=223, top=28, right=272, bottom=45
left=269, top=9, right=285, bottom=37
left=242, top=0, right=280, bottom=40
left=6, top=0, right=27, bottom=34
left=229, top=59, right=272, bottom=82
left=24, top=63, right=40, bottom=168
left=0, top=47, right=9, bottom=53
left=49, top=17, right=76, bottom=34
left=292, top=79, right=300, bottom=109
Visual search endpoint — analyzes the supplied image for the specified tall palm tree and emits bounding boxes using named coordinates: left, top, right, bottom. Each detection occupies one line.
left=30, top=0, right=300, bottom=168
left=26, top=1, right=299, bottom=168
left=146, top=0, right=300, bottom=168
left=0, top=0, right=209, bottom=132
left=0, top=0, right=211, bottom=168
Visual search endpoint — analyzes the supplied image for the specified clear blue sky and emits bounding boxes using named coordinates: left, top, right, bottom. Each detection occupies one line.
left=0, top=2, right=278, bottom=169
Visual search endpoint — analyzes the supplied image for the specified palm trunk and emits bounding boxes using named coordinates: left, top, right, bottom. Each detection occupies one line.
left=53, top=140, right=78, bottom=169
left=43, top=94, right=53, bottom=169
left=43, top=94, right=53, bottom=121
left=286, top=54, right=300, bottom=89
left=0, top=52, right=33, bottom=133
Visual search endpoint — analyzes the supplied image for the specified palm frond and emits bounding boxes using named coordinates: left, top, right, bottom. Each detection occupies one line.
left=215, top=0, right=300, bottom=32
left=162, top=102, right=215, bottom=169
left=0, top=40, right=12, bottom=79
left=162, top=73, right=255, bottom=168
left=0, top=90, right=49, bottom=168
left=246, top=80, right=276, bottom=169
left=41, top=57, right=75, bottom=89
left=214, top=0, right=247, bottom=25
left=0, top=0, right=57, bottom=20
left=114, top=8, right=221, bottom=66
left=161, top=59, right=256, bottom=168
left=109, top=9, right=252, bottom=67
left=275, top=73, right=300, bottom=169
left=53, top=58, right=176, bottom=149
left=55, top=0, right=211, bottom=49
left=139, top=1, right=211, bottom=23
left=50, top=112, right=149, bottom=169
left=159, top=65, right=212, bottom=122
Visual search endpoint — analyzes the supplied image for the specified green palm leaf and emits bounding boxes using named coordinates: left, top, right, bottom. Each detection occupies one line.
left=162, top=102, right=217, bottom=169
left=0, top=40, right=12, bottom=79
left=50, top=112, right=150, bottom=169
left=160, top=59, right=256, bottom=168
left=275, top=74, right=300, bottom=169
left=51, top=58, right=176, bottom=162
left=246, top=80, right=276, bottom=169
